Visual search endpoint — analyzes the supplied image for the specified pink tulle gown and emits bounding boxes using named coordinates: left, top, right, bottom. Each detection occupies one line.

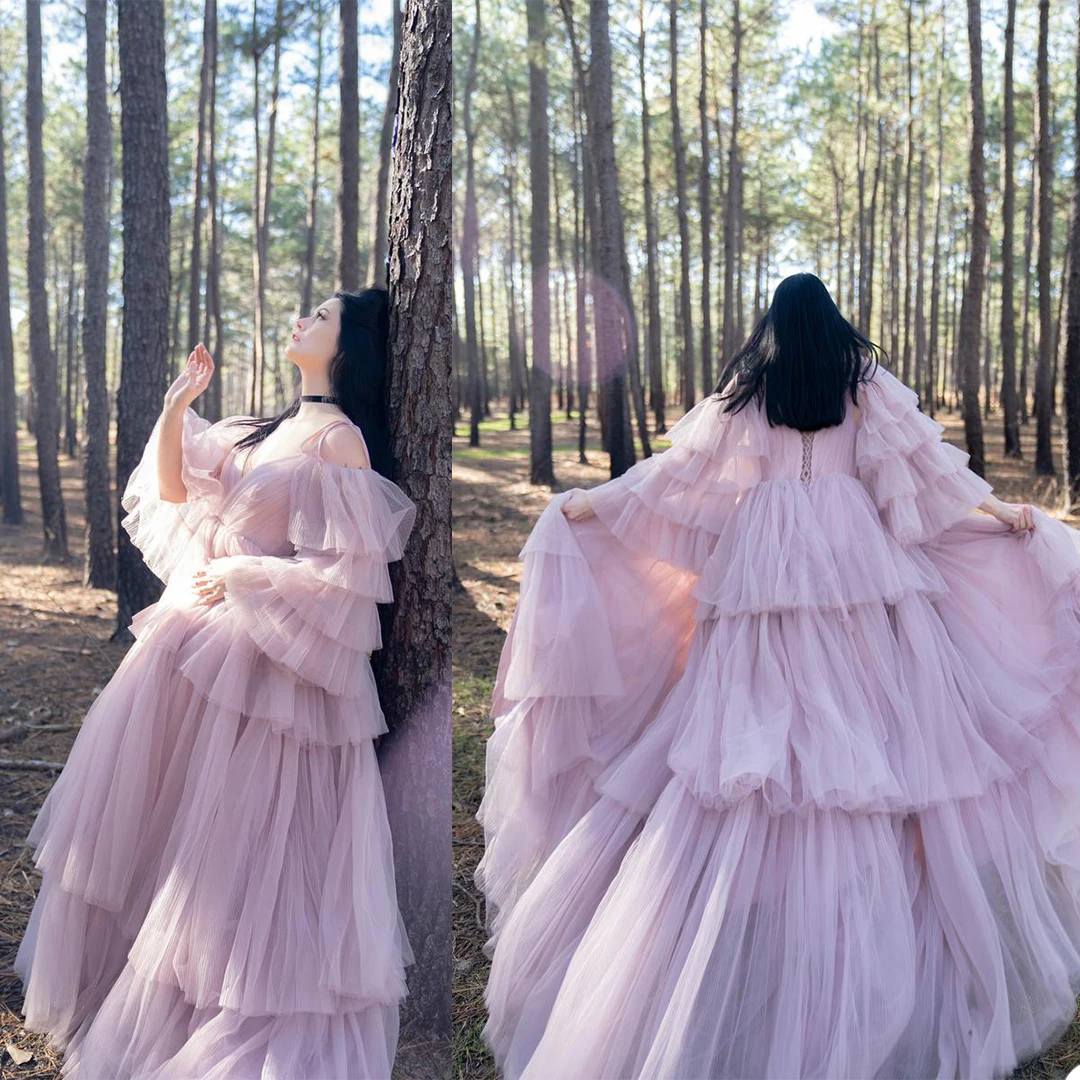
left=476, top=365, right=1080, bottom=1080
left=14, top=407, right=417, bottom=1079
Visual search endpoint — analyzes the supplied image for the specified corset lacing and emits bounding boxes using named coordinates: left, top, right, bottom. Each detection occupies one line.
left=800, top=430, right=815, bottom=489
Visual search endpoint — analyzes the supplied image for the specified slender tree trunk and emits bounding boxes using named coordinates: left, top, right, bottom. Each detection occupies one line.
left=116, top=0, right=170, bottom=632
left=957, top=0, right=987, bottom=475
left=639, top=0, right=664, bottom=430
left=1021, top=155, right=1035, bottom=422
left=588, top=0, right=634, bottom=476
left=722, top=0, right=741, bottom=367
left=1000, top=0, right=1020, bottom=455
left=1034, top=0, right=1054, bottom=473
left=205, top=0, right=223, bottom=420
left=187, top=0, right=212, bottom=356
left=669, top=0, right=695, bottom=406
left=1063, top=0, right=1080, bottom=508
left=26, top=0, right=67, bottom=558
left=337, top=0, right=360, bottom=290
left=927, top=0, right=945, bottom=415
left=0, top=49, right=18, bottom=524
left=302, top=0, right=324, bottom=320
left=367, top=0, right=401, bottom=286
left=698, top=0, right=712, bottom=393
left=462, top=0, right=481, bottom=447
left=527, top=0, right=554, bottom=486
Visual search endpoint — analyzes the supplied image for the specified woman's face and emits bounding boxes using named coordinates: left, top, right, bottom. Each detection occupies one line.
left=285, top=296, right=342, bottom=369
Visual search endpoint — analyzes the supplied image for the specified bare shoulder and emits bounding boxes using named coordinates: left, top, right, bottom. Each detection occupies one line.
left=321, top=422, right=371, bottom=469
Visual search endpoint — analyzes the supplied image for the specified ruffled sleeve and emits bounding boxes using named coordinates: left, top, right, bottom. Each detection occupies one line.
left=855, top=367, right=994, bottom=546
left=583, top=385, right=771, bottom=574
left=211, top=459, right=417, bottom=696
left=120, top=406, right=247, bottom=584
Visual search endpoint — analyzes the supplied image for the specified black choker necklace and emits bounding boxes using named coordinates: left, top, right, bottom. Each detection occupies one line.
left=300, top=394, right=340, bottom=404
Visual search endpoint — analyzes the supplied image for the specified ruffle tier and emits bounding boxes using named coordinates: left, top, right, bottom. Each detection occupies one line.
left=855, top=366, right=995, bottom=545
left=484, top=733, right=1080, bottom=1080
left=584, top=391, right=771, bottom=574
left=119, top=407, right=248, bottom=585
left=15, top=639, right=413, bottom=1028
left=56, top=963, right=400, bottom=1080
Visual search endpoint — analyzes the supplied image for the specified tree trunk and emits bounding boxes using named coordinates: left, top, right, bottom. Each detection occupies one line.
left=376, top=0, right=452, bottom=1057
left=187, top=0, right=213, bottom=357
left=115, top=0, right=170, bottom=634
left=26, top=0, right=67, bottom=559
left=957, top=0, right=987, bottom=475
left=698, top=0, right=712, bottom=393
left=669, top=0, right=694, bottom=407
left=366, top=0, right=401, bottom=286
left=0, top=46, right=20, bottom=521
left=302, top=0, right=324, bottom=321
left=462, top=0, right=481, bottom=446
left=722, top=0, right=741, bottom=367
left=1034, top=0, right=1054, bottom=474
left=337, top=0, right=360, bottom=290
left=1063, top=0, right=1080, bottom=508
left=205, top=0, right=223, bottom=421
left=527, top=0, right=554, bottom=486
left=588, top=0, right=634, bottom=477
left=639, top=0, right=664, bottom=430
left=1000, top=0, right=1020, bottom=455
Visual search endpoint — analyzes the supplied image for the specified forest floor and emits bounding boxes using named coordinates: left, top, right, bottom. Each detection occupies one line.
left=0, top=427, right=445, bottom=1080
left=452, top=398, right=1080, bottom=1080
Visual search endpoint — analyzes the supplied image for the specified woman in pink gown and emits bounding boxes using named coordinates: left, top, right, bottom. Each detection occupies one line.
left=14, top=287, right=417, bottom=1079
left=476, top=272, right=1080, bottom=1079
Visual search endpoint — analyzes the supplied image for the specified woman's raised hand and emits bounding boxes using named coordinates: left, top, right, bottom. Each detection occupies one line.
left=165, top=343, right=215, bottom=410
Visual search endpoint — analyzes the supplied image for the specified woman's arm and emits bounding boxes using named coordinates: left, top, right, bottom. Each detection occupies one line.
left=156, top=403, right=189, bottom=504
left=978, top=491, right=1035, bottom=531
left=158, top=342, right=216, bottom=504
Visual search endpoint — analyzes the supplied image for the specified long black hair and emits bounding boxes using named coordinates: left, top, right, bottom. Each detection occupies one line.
left=229, top=286, right=394, bottom=477
left=713, top=272, right=886, bottom=431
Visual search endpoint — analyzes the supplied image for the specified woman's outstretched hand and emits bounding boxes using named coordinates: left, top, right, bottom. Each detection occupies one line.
left=165, top=343, right=215, bottom=411
left=561, top=489, right=596, bottom=522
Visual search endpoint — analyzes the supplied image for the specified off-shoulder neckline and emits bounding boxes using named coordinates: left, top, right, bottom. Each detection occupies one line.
left=232, top=417, right=370, bottom=481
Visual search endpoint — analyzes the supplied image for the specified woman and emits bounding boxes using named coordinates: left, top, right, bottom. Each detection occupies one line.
left=476, top=272, right=1080, bottom=1079
left=15, top=287, right=417, bottom=1079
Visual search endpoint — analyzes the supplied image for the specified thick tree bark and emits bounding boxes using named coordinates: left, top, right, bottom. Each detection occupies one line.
left=26, top=0, right=67, bottom=558
left=376, top=0, right=452, bottom=1057
left=115, top=0, right=170, bottom=634
left=957, top=0, right=987, bottom=475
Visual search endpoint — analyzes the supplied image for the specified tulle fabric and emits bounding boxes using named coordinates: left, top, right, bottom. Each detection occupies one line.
left=477, top=365, right=1080, bottom=1080
left=16, top=412, right=416, bottom=1079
